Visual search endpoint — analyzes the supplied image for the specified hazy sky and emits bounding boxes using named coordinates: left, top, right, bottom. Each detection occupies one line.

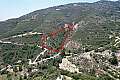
left=0, top=0, right=118, bottom=21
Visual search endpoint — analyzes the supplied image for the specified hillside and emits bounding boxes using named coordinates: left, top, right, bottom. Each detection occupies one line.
left=0, top=0, right=120, bottom=80
left=0, top=1, right=120, bottom=49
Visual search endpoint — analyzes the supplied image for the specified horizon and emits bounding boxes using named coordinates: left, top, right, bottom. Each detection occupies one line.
left=0, top=0, right=118, bottom=21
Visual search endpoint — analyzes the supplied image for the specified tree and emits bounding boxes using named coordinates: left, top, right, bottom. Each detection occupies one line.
left=111, top=46, right=117, bottom=52
left=13, top=66, right=18, bottom=73
left=24, top=74, right=27, bottom=79
left=109, top=53, right=118, bottom=66
left=19, top=65, right=23, bottom=71
left=7, top=73, right=12, bottom=80
left=19, top=76, right=23, bottom=80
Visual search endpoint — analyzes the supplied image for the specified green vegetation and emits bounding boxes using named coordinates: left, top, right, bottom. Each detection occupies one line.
left=109, top=53, right=118, bottom=66
left=60, top=69, right=114, bottom=80
left=0, top=43, right=42, bottom=64
left=5, top=34, right=41, bottom=45
left=46, top=31, right=65, bottom=49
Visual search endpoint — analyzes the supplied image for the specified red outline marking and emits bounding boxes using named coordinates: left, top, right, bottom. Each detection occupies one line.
left=40, top=23, right=75, bottom=54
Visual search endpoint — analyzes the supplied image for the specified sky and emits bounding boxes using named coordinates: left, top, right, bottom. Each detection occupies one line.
left=0, top=0, right=118, bottom=21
